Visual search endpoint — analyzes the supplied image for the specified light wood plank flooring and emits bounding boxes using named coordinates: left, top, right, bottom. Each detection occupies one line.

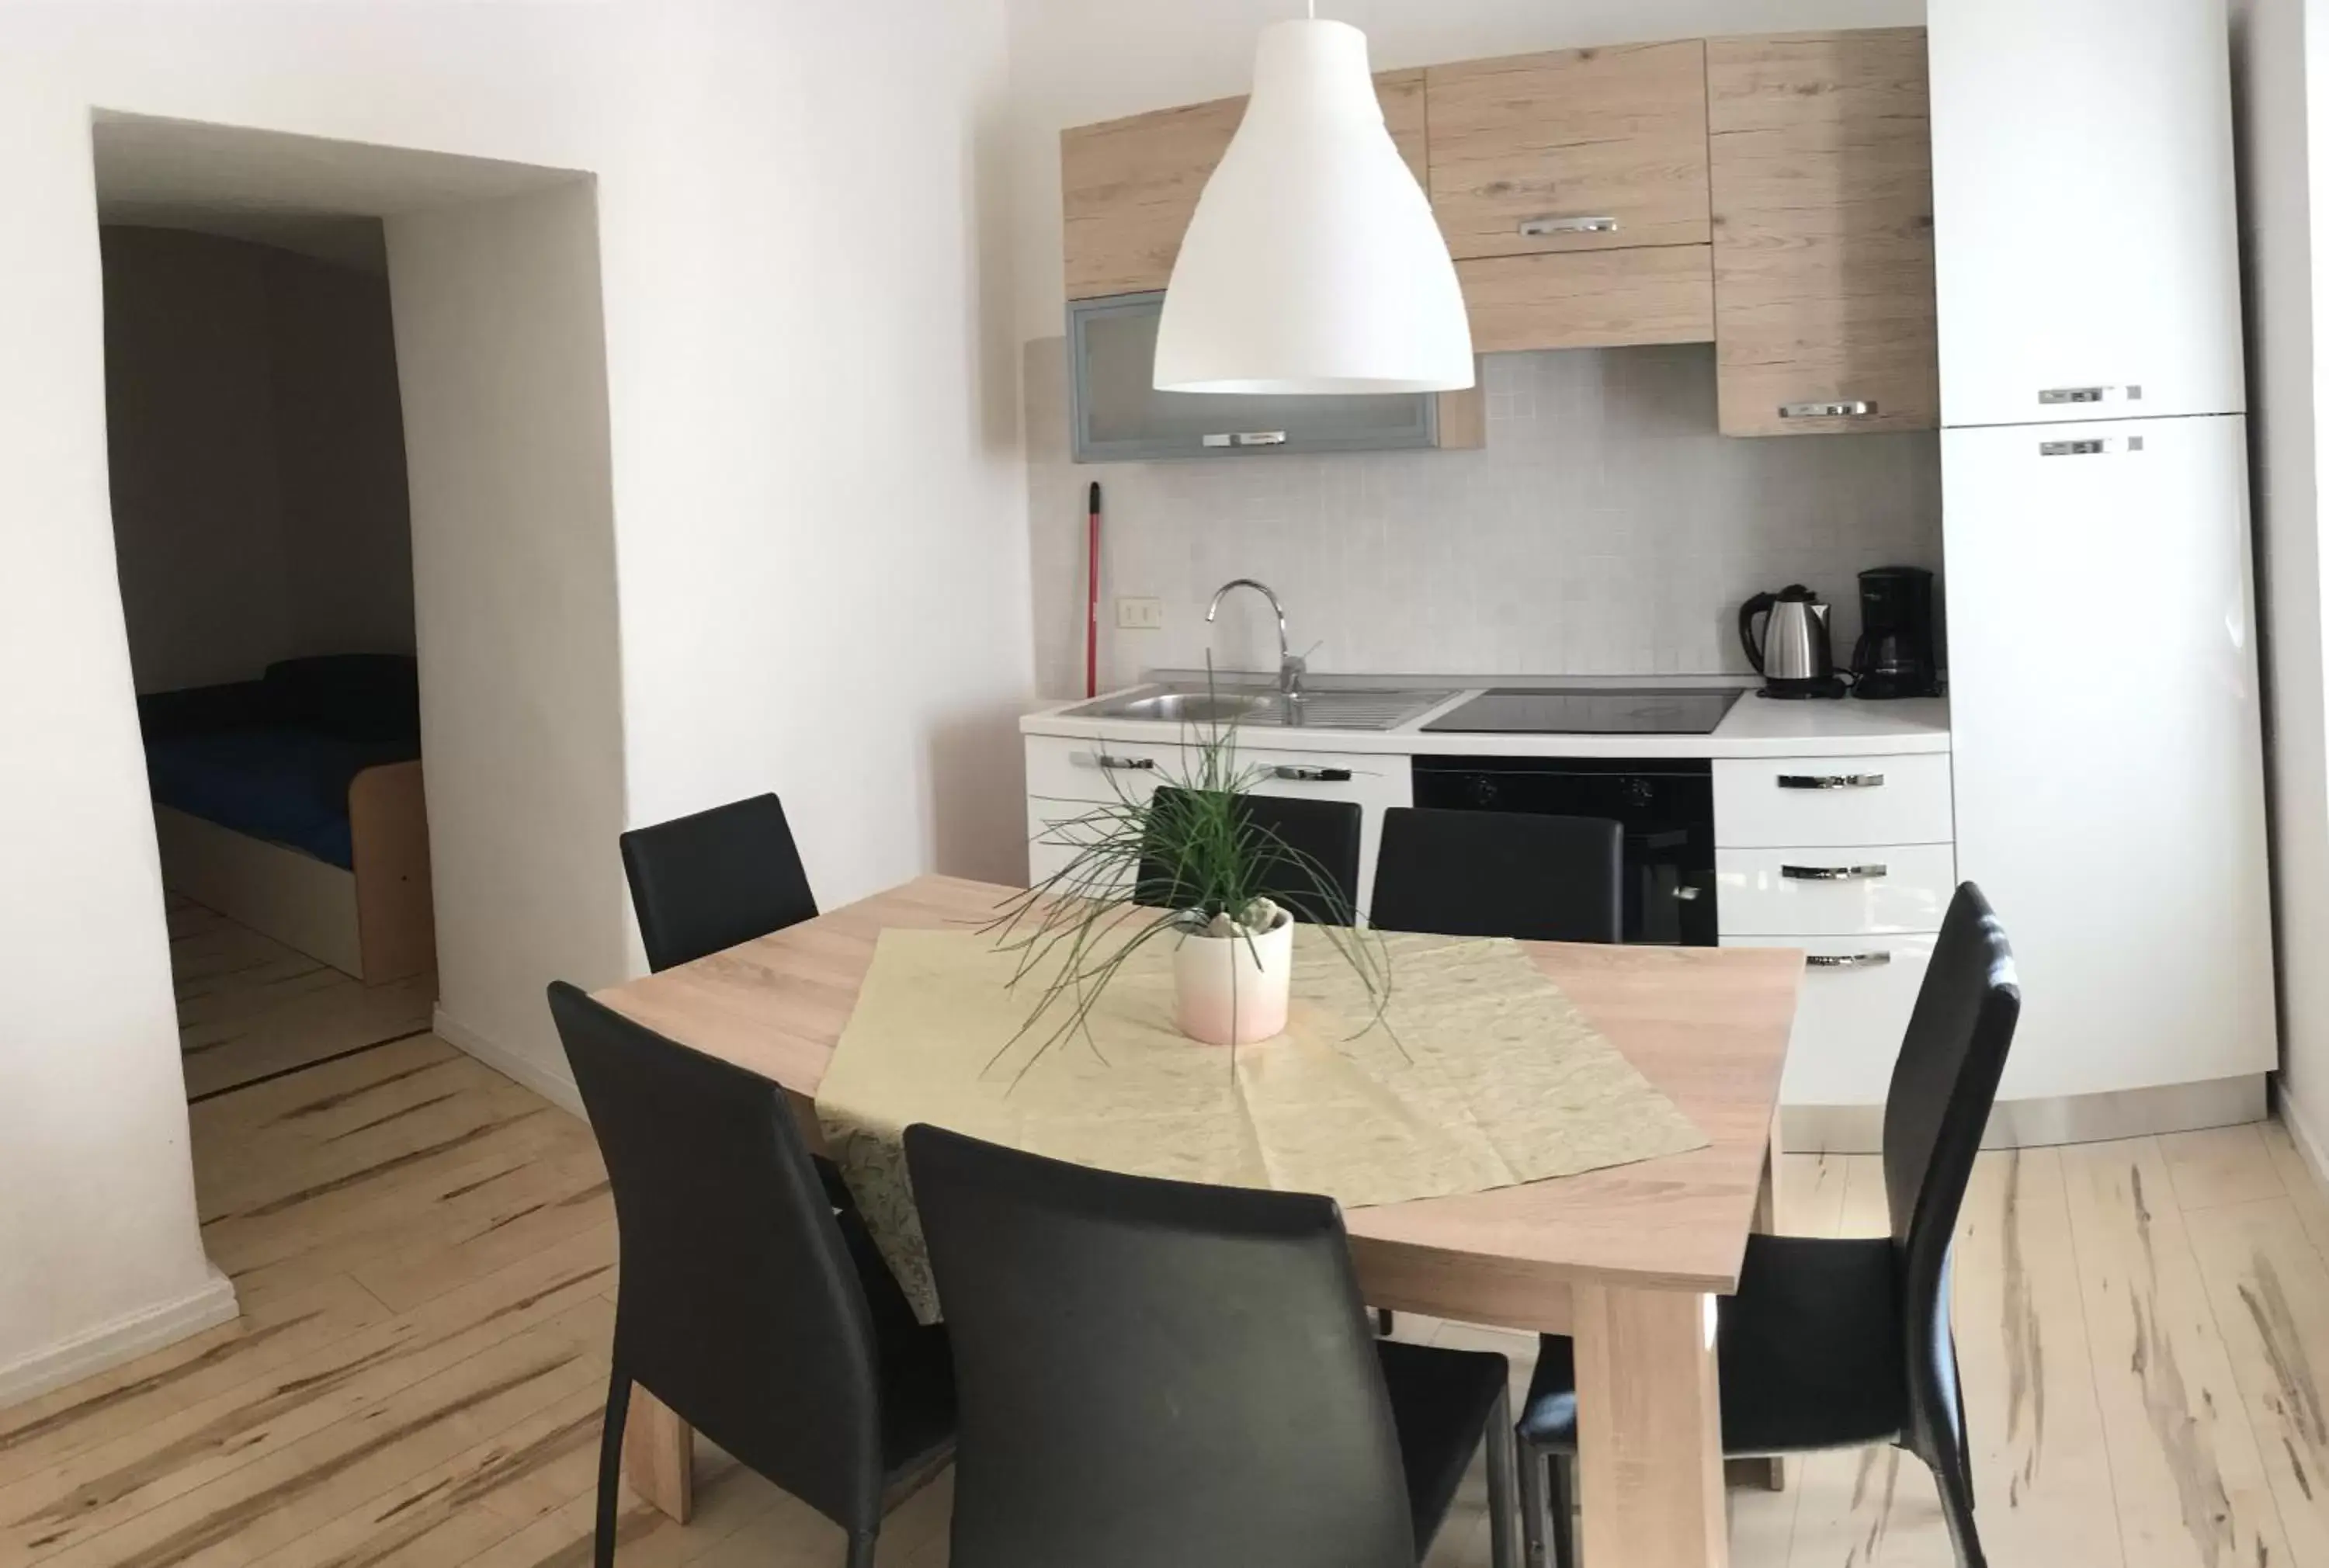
left=8, top=1015, right=2329, bottom=1565
left=168, top=895, right=434, bottom=1099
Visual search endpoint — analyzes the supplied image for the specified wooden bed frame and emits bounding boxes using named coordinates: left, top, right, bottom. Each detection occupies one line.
left=154, top=758, right=436, bottom=984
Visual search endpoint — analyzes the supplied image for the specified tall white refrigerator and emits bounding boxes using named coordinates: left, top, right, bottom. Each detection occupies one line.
left=1931, top=0, right=2277, bottom=1112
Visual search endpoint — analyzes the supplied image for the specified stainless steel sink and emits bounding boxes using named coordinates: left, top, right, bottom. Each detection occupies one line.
left=1064, top=685, right=1454, bottom=732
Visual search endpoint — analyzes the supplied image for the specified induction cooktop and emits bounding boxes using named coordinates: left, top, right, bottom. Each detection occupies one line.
left=1421, top=686, right=1743, bottom=735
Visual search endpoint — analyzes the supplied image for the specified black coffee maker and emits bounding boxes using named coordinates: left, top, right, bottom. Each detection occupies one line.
left=1850, top=566, right=1942, bottom=699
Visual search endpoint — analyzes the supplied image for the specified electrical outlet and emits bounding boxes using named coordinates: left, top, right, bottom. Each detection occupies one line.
left=1116, top=597, right=1164, bottom=630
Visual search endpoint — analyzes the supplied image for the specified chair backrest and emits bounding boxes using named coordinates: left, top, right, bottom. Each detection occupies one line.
left=620, top=793, right=817, bottom=971
left=547, top=982, right=883, bottom=1528
left=904, top=1124, right=1418, bottom=1568
left=1134, top=786, right=1362, bottom=924
left=1877, top=883, right=2020, bottom=1469
left=1369, top=807, right=1623, bottom=942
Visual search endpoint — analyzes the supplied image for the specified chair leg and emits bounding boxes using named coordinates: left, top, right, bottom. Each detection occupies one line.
left=1484, top=1386, right=1519, bottom=1568
left=595, top=1364, right=631, bottom=1568
left=1930, top=1444, right=1987, bottom=1568
left=1545, top=1453, right=1577, bottom=1568
left=1954, top=1370, right=1977, bottom=1510
left=846, top=1528, right=879, bottom=1568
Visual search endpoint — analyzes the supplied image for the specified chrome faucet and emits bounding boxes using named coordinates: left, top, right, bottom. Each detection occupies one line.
left=1206, top=578, right=1305, bottom=701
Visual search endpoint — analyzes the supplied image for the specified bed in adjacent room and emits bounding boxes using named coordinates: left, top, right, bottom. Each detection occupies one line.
left=140, top=653, right=434, bottom=983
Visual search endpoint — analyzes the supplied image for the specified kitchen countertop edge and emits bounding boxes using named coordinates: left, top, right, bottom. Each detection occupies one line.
left=1019, top=678, right=1951, bottom=761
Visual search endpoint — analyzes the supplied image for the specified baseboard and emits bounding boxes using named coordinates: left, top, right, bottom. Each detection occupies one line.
left=2277, top=1080, right=2329, bottom=1190
left=0, top=1264, right=238, bottom=1410
left=1785, top=1074, right=2269, bottom=1153
left=432, top=1006, right=585, bottom=1119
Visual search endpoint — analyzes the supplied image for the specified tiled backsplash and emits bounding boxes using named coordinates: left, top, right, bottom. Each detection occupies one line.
left=1025, top=338, right=1943, bottom=694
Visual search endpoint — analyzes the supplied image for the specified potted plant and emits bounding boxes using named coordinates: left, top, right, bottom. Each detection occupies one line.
left=987, top=707, right=1389, bottom=1057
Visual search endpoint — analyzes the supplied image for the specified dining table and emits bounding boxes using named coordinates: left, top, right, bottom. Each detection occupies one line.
left=594, top=873, right=1803, bottom=1568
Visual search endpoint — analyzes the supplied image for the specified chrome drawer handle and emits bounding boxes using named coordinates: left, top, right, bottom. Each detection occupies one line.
left=2039, top=384, right=2143, bottom=405
left=1775, top=773, right=1885, bottom=790
left=1519, top=214, right=1619, bottom=236
left=1782, top=864, right=1888, bottom=881
left=1087, top=753, right=1156, bottom=771
left=2040, top=435, right=2144, bottom=456
left=1270, top=765, right=1353, bottom=782
left=1807, top=952, right=1893, bottom=970
left=1201, top=431, right=1289, bottom=448
left=1779, top=400, right=1875, bottom=420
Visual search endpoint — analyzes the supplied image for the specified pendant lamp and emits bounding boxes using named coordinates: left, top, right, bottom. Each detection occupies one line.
left=1152, top=14, right=1474, bottom=395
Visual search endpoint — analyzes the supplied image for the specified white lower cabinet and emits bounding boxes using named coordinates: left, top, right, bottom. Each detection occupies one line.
left=1714, top=843, right=1956, bottom=936
left=1723, top=931, right=1939, bottom=1105
left=1022, top=735, right=1411, bottom=907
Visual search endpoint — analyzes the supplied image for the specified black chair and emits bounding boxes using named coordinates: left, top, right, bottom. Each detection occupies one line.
left=620, top=793, right=817, bottom=972
left=1370, top=807, right=1623, bottom=944
left=904, top=1123, right=1520, bottom=1568
left=1515, top=883, right=2018, bottom=1568
left=548, top=984, right=953, bottom=1568
left=1133, top=786, right=1362, bottom=924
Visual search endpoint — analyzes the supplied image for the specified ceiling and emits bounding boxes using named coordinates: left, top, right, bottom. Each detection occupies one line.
left=91, top=113, right=587, bottom=274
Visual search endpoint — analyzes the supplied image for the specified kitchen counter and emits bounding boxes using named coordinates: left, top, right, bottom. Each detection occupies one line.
left=1021, top=671, right=1950, bottom=760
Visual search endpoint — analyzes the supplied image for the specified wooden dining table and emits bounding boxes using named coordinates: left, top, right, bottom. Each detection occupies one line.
left=595, top=873, right=1803, bottom=1568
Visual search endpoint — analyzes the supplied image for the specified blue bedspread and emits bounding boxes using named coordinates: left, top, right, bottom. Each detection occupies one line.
left=139, top=655, right=423, bottom=870
left=146, top=728, right=415, bottom=869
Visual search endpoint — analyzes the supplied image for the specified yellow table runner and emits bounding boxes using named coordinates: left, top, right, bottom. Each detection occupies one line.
left=817, top=926, right=1707, bottom=1322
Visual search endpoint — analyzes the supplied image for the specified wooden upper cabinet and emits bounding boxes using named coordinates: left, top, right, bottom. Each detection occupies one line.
left=1426, top=42, right=1711, bottom=261
left=1062, top=71, right=1428, bottom=302
left=1706, top=30, right=1939, bottom=436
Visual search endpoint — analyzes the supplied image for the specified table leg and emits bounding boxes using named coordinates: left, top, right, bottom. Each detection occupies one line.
left=624, top=1384, right=696, bottom=1522
left=1744, top=1116, right=1786, bottom=1493
left=1573, top=1283, right=1728, bottom=1568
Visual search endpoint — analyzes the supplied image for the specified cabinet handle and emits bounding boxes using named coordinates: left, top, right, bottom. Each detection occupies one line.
left=1201, top=431, right=1289, bottom=448
left=1782, top=863, right=1888, bottom=881
left=1779, top=400, right=1876, bottom=420
left=1270, top=765, right=1353, bottom=782
left=1085, top=752, right=1156, bottom=772
left=1519, top=214, right=1619, bottom=237
left=1807, top=951, right=1893, bottom=970
left=2038, top=384, right=2143, bottom=406
left=1775, top=772, right=1885, bottom=790
left=2040, top=435, right=2146, bottom=457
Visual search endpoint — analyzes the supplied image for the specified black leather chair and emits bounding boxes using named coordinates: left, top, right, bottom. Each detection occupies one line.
left=1134, top=786, right=1362, bottom=924
left=620, top=793, right=818, bottom=972
left=548, top=984, right=953, bottom=1568
left=904, top=1123, right=1520, bottom=1568
left=1370, top=807, right=1623, bottom=944
left=1515, top=883, right=2018, bottom=1568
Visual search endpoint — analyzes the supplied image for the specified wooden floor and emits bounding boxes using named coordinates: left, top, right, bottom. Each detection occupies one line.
left=8, top=964, right=2329, bottom=1565
left=169, top=896, right=435, bottom=1099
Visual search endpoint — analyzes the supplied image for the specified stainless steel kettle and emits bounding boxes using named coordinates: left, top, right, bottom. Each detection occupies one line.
left=1739, top=585, right=1843, bottom=699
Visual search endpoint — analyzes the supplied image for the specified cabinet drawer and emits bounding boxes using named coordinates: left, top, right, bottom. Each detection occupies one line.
left=1726, top=931, right=1937, bottom=1106
left=1458, top=246, right=1713, bottom=354
left=1715, top=844, right=1956, bottom=936
left=1026, top=734, right=1396, bottom=809
left=1713, top=754, right=1952, bottom=847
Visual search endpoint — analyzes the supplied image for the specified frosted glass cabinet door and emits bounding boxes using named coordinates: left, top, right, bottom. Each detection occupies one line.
left=1928, top=0, right=2245, bottom=425
left=1942, top=415, right=2273, bottom=1101
left=1069, top=293, right=1439, bottom=462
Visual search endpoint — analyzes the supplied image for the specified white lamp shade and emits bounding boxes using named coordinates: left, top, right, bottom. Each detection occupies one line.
left=1153, top=19, right=1474, bottom=396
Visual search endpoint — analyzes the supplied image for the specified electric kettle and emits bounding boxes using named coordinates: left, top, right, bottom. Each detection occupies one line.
left=1739, top=585, right=1845, bottom=699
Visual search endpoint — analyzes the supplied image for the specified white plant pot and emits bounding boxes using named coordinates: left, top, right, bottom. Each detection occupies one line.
left=1172, top=912, right=1294, bottom=1046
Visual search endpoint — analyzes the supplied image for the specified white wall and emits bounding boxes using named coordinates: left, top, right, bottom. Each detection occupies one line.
left=2234, top=0, right=2329, bottom=1157
left=101, top=224, right=414, bottom=693
left=388, top=184, right=633, bottom=1107
left=0, top=0, right=1028, bottom=1396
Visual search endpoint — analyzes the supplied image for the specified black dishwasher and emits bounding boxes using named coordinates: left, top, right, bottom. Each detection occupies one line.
left=1410, top=756, right=1717, bottom=945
